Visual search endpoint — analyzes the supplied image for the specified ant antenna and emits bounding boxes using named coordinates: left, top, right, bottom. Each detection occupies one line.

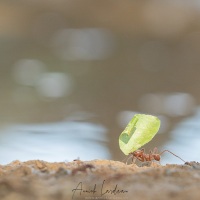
left=160, top=150, right=185, bottom=163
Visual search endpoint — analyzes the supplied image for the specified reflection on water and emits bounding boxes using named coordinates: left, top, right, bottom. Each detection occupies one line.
left=139, top=92, right=195, bottom=117
left=52, top=28, right=115, bottom=60
left=162, top=107, right=200, bottom=164
left=12, top=60, right=74, bottom=99
left=0, top=121, right=110, bottom=164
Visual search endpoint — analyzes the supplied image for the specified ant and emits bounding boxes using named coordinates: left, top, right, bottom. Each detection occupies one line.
left=126, top=147, right=185, bottom=164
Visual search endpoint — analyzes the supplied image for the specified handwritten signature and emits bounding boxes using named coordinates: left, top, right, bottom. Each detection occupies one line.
left=72, top=180, right=128, bottom=199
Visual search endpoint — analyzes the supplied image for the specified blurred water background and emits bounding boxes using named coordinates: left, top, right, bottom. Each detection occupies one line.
left=0, top=1, right=200, bottom=164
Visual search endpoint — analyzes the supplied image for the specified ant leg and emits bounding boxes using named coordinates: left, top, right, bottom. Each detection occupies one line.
left=152, top=147, right=158, bottom=154
left=150, top=150, right=154, bottom=159
left=136, top=155, right=145, bottom=162
left=124, top=154, right=138, bottom=164
left=160, top=150, right=185, bottom=163
left=152, top=147, right=162, bottom=164
left=148, top=150, right=154, bottom=162
left=139, top=148, right=146, bottom=160
left=122, top=155, right=129, bottom=164
left=141, top=148, right=145, bottom=153
left=132, top=156, right=137, bottom=163
left=124, top=154, right=133, bottom=165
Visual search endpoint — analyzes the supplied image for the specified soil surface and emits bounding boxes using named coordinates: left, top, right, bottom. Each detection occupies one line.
left=0, top=160, right=200, bottom=200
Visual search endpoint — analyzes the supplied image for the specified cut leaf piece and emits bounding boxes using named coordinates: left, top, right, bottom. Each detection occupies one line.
left=119, top=114, right=160, bottom=155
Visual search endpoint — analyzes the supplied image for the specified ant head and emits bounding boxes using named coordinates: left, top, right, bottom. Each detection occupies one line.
left=153, top=154, right=160, bottom=161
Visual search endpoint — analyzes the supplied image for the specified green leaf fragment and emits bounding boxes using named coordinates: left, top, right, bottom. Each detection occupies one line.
left=119, top=114, right=160, bottom=155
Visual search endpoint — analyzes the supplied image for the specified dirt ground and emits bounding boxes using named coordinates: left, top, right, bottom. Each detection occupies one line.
left=0, top=159, right=200, bottom=200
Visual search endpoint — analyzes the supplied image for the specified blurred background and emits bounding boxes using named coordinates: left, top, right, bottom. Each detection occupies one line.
left=0, top=0, right=200, bottom=164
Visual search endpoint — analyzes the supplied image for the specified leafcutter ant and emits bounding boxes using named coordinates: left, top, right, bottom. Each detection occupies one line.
left=126, top=147, right=185, bottom=164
